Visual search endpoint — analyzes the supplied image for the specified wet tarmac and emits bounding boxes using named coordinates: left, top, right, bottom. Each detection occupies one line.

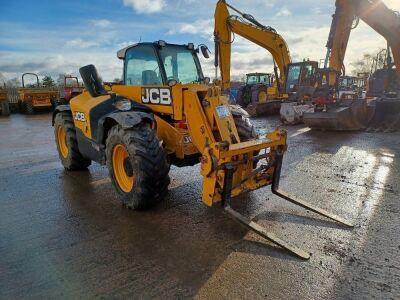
left=0, top=113, right=399, bottom=299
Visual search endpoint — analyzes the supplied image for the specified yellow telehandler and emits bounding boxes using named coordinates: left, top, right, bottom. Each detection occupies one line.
left=53, top=41, right=351, bottom=259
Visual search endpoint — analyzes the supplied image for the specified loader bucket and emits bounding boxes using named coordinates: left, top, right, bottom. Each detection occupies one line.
left=303, top=99, right=370, bottom=131
left=367, top=98, right=400, bottom=132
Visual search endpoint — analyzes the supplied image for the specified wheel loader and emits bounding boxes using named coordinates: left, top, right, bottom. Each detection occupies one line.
left=53, top=41, right=351, bottom=259
left=303, top=0, right=400, bottom=132
left=18, top=73, right=58, bottom=114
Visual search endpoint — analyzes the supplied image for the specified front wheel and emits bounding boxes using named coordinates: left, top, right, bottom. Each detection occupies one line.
left=106, top=124, right=170, bottom=209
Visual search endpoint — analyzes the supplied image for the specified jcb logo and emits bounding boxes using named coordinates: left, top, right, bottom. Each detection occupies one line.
left=74, top=112, right=86, bottom=122
left=141, top=88, right=172, bottom=105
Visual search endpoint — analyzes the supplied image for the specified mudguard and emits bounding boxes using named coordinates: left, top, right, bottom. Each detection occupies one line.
left=97, top=110, right=154, bottom=144
left=52, top=104, right=71, bottom=125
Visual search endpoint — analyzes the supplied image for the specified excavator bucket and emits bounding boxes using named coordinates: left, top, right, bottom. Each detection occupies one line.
left=303, top=99, right=371, bottom=131
left=366, top=98, right=400, bottom=132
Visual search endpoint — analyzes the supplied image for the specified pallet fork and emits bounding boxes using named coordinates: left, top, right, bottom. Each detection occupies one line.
left=222, top=151, right=353, bottom=260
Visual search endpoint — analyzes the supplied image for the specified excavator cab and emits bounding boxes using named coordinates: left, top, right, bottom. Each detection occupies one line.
left=284, top=61, right=318, bottom=102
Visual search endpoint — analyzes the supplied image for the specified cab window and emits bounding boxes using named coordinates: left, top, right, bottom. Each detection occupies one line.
left=125, top=45, right=162, bottom=85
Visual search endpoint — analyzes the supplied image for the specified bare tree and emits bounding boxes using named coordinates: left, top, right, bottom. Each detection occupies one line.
left=350, top=48, right=387, bottom=75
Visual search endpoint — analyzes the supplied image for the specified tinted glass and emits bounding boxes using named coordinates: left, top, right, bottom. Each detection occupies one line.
left=286, top=65, right=301, bottom=91
left=246, top=75, right=258, bottom=84
left=125, top=45, right=162, bottom=85
left=159, top=45, right=200, bottom=83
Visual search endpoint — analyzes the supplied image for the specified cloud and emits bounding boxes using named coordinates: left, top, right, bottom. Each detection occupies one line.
left=64, top=38, right=99, bottom=48
left=122, top=0, right=165, bottom=14
left=91, top=19, right=111, bottom=28
left=0, top=0, right=393, bottom=83
left=0, top=51, right=122, bottom=81
left=275, top=7, right=292, bottom=17
left=167, top=19, right=213, bottom=39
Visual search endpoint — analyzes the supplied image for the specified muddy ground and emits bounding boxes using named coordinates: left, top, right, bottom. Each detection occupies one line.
left=0, top=113, right=399, bottom=299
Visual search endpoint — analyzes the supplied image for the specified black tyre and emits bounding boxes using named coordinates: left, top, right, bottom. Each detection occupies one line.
left=54, top=112, right=91, bottom=170
left=230, top=105, right=257, bottom=141
left=106, top=124, right=170, bottom=209
left=1, top=101, right=10, bottom=116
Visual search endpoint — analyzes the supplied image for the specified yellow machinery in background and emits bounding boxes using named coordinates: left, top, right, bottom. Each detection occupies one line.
left=53, top=41, right=351, bottom=259
left=0, top=85, right=10, bottom=116
left=303, top=0, right=400, bottom=131
left=214, top=0, right=319, bottom=116
left=18, top=73, right=58, bottom=114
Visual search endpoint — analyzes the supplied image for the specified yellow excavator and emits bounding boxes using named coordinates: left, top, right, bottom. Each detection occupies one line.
left=53, top=40, right=351, bottom=259
left=303, top=0, right=400, bottom=131
left=214, top=0, right=319, bottom=116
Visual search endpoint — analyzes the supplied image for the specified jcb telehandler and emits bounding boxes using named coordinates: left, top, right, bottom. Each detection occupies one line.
left=53, top=41, right=351, bottom=259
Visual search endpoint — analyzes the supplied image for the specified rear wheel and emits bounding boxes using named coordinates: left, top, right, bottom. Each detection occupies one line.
left=106, top=124, right=170, bottom=209
left=54, top=112, right=91, bottom=170
left=1, top=101, right=10, bottom=116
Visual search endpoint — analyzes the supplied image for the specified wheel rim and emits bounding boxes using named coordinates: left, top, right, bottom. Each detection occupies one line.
left=57, top=126, right=69, bottom=158
left=112, top=144, right=135, bottom=193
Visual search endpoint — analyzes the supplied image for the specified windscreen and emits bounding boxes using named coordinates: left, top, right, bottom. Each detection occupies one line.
left=159, top=45, right=201, bottom=83
left=285, top=65, right=301, bottom=91
left=246, top=75, right=258, bottom=84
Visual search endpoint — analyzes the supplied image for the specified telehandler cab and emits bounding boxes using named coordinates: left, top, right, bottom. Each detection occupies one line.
left=53, top=41, right=351, bottom=259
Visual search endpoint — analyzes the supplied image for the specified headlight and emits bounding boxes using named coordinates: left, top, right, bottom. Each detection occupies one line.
left=114, top=99, right=131, bottom=111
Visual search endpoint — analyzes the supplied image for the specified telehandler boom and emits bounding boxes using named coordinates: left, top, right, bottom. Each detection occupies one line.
left=53, top=41, right=351, bottom=259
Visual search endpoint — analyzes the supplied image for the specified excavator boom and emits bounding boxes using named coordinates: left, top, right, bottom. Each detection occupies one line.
left=214, top=0, right=291, bottom=91
left=354, top=0, right=400, bottom=79
left=303, top=0, right=400, bottom=132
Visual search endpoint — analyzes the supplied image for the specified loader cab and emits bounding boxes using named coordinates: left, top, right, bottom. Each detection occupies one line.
left=117, top=41, right=207, bottom=86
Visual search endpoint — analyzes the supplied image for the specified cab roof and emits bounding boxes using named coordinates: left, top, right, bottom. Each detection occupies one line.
left=117, top=40, right=195, bottom=60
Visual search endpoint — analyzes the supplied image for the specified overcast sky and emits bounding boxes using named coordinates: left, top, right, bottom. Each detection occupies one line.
left=0, top=0, right=399, bottom=83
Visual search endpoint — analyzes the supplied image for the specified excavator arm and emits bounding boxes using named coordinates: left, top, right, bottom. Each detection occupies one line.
left=326, top=0, right=400, bottom=82
left=214, top=0, right=291, bottom=91
left=304, top=0, right=400, bottom=131
left=353, top=0, right=400, bottom=80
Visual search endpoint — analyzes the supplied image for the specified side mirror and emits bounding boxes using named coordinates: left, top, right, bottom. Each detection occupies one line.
left=200, top=45, right=210, bottom=59
left=79, top=64, right=108, bottom=97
